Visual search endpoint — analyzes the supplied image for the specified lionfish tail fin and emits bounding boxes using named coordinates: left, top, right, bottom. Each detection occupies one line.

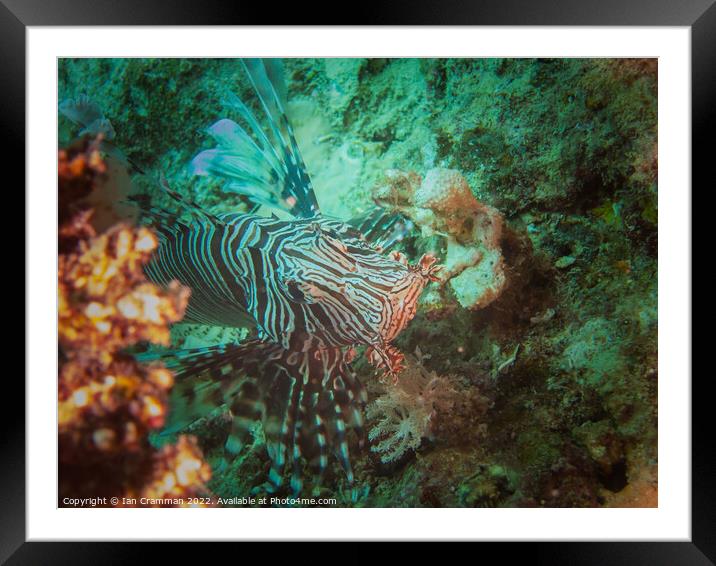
left=189, top=58, right=320, bottom=219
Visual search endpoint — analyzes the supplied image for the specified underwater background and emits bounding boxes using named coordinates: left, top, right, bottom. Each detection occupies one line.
left=58, top=58, right=657, bottom=508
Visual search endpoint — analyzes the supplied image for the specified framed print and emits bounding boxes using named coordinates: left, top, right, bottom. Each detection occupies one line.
left=11, top=0, right=707, bottom=560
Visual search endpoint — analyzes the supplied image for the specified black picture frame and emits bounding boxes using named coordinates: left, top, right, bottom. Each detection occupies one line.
left=10, top=0, right=706, bottom=561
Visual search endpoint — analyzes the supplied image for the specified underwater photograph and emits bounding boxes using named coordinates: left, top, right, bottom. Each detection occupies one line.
left=57, top=58, right=657, bottom=509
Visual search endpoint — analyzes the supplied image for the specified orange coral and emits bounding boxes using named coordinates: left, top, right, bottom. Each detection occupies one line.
left=58, top=137, right=106, bottom=230
left=58, top=139, right=212, bottom=507
left=367, top=353, right=490, bottom=464
left=124, top=436, right=213, bottom=507
left=58, top=223, right=189, bottom=362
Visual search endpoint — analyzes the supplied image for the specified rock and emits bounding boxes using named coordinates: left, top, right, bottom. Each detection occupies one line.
left=555, top=255, right=576, bottom=269
left=373, top=168, right=507, bottom=310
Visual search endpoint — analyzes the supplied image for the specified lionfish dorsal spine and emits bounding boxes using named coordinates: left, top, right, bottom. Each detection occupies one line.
left=133, top=57, right=434, bottom=497
left=190, top=58, right=320, bottom=219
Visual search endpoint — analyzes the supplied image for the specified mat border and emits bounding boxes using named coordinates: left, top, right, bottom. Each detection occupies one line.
left=10, top=0, right=706, bottom=560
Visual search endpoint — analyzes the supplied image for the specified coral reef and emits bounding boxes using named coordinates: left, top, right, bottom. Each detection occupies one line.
left=366, top=355, right=434, bottom=464
left=373, top=168, right=506, bottom=311
left=367, top=352, right=490, bottom=464
left=58, top=139, right=212, bottom=507
left=58, top=58, right=658, bottom=508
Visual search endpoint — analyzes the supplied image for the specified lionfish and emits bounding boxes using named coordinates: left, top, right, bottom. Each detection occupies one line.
left=137, top=59, right=440, bottom=495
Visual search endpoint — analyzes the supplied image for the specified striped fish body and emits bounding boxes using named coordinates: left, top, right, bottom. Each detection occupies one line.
left=146, top=212, right=434, bottom=356
left=137, top=59, right=441, bottom=496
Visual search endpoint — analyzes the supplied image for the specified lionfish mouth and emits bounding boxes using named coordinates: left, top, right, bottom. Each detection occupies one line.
left=412, top=253, right=443, bottom=283
left=391, top=251, right=442, bottom=282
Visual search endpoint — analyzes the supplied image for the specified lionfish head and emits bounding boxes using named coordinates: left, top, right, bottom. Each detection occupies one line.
left=363, top=252, right=441, bottom=379
left=281, top=220, right=441, bottom=372
left=381, top=252, right=442, bottom=342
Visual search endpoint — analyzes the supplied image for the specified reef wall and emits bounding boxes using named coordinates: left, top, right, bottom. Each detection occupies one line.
left=58, top=58, right=657, bottom=507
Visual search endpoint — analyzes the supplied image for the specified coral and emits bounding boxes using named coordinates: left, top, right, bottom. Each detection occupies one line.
left=366, top=353, right=489, bottom=464
left=58, top=137, right=107, bottom=241
left=58, top=140, right=212, bottom=507
left=373, top=168, right=506, bottom=311
left=58, top=133, right=138, bottom=234
left=125, top=435, right=212, bottom=507
left=366, top=368, right=437, bottom=463
left=58, top=58, right=658, bottom=509
left=454, top=464, right=514, bottom=507
left=572, top=419, right=625, bottom=484
left=59, top=223, right=189, bottom=362
left=602, top=455, right=657, bottom=508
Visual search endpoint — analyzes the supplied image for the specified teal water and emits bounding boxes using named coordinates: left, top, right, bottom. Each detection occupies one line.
left=58, top=58, right=657, bottom=507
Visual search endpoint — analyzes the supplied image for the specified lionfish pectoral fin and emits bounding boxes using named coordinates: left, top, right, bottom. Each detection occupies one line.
left=140, top=342, right=367, bottom=497
left=135, top=343, right=264, bottom=456
left=190, top=58, right=320, bottom=219
left=247, top=347, right=368, bottom=498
